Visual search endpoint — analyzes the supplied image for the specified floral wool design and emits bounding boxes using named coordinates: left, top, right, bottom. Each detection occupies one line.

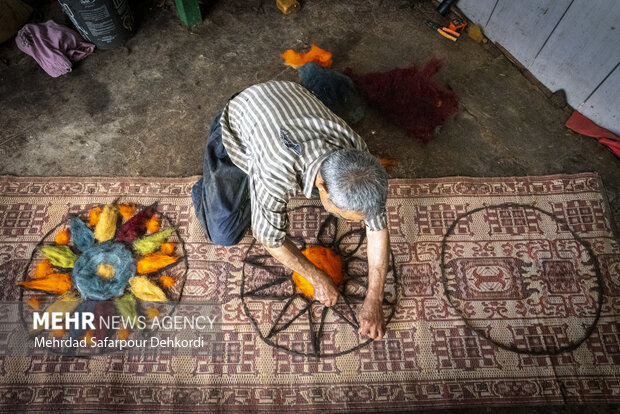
left=241, top=205, right=399, bottom=357
left=19, top=202, right=188, bottom=355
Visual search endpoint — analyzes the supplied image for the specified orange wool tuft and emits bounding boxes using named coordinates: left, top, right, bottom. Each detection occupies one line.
left=159, top=275, right=176, bottom=288
left=378, top=157, right=396, bottom=169
left=281, top=45, right=332, bottom=69
left=146, top=215, right=160, bottom=233
left=19, top=273, right=72, bottom=294
left=27, top=297, right=42, bottom=310
left=292, top=246, right=343, bottom=297
left=118, top=204, right=136, bottom=219
left=136, top=253, right=178, bottom=274
left=89, top=207, right=102, bottom=226
left=84, top=330, right=96, bottom=346
left=34, top=260, right=54, bottom=279
left=159, top=243, right=175, bottom=255
left=53, top=328, right=66, bottom=338
left=55, top=229, right=70, bottom=245
left=117, top=327, right=130, bottom=340
left=146, top=308, right=160, bottom=318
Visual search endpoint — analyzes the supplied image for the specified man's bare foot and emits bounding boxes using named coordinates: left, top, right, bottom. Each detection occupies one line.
left=358, top=298, right=385, bottom=340
left=313, top=274, right=339, bottom=306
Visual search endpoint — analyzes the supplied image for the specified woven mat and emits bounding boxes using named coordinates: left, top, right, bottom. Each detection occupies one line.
left=0, top=173, right=619, bottom=412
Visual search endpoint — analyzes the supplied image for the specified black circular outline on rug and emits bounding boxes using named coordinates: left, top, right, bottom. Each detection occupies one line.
left=439, top=202, right=604, bottom=355
left=240, top=205, right=399, bottom=358
left=18, top=203, right=190, bottom=357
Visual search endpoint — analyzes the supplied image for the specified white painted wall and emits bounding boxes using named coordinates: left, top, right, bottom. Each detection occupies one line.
left=458, top=0, right=620, bottom=135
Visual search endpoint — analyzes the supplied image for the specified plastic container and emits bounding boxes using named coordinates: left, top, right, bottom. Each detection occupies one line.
left=58, top=0, right=134, bottom=49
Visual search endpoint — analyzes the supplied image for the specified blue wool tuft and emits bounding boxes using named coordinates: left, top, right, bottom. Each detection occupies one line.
left=298, top=62, right=365, bottom=125
left=69, top=300, right=98, bottom=341
left=72, top=242, right=136, bottom=300
left=70, top=217, right=94, bottom=252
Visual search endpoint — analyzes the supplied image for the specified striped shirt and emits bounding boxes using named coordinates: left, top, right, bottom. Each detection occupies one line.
left=220, top=81, right=387, bottom=248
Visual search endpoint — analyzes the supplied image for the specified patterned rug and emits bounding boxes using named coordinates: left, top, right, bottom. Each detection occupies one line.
left=0, top=173, right=619, bottom=412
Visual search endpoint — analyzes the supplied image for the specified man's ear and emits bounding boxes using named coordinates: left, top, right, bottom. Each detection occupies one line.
left=318, top=180, right=328, bottom=194
left=316, top=174, right=329, bottom=194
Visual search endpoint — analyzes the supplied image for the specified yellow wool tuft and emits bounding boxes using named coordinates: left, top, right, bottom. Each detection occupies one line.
left=129, top=276, right=168, bottom=301
left=55, top=229, right=70, bottom=245
left=94, top=204, right=119, bottom=242
left=96, top=263, right=115, bottom=279
left=118, top=204, right=135, bottom=219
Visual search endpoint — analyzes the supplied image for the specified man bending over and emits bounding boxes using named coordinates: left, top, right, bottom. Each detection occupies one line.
left=192, top=80, right=389, bottom=340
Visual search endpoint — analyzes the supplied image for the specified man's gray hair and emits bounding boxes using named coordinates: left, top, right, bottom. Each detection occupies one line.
left=319, top=149, right=388, bottom=218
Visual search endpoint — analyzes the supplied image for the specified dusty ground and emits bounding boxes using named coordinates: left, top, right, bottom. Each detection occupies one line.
left=0, top=1, right=619, bottom=411
left=0, top=0, right=618, bottom=230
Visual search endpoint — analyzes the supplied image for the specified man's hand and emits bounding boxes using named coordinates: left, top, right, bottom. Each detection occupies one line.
left=358, top=298, right=385, bottom=340
left=265, top=238, right=340, bottom=307
left=313, top=274, right=339, bottom=307
left=359, top=227, right=390, bottom=340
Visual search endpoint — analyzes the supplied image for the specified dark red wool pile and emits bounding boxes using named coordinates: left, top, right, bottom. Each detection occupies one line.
left=93, top=300, right=117, bottom=341
left=346, top=59, right=458, bottom=142
left=116, top=204, right=155, bottom=242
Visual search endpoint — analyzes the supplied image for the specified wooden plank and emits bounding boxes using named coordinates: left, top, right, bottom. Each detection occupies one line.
left=456, top=0, right=498, bottom=27
left=529, top=0, right=620, bottom=107
left=578, top=64, right=620, bottom=135
left=483, top=0, right=572, bottom=68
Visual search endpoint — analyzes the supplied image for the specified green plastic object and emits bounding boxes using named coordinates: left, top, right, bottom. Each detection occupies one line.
left=174, top=0, right=201, bottom=27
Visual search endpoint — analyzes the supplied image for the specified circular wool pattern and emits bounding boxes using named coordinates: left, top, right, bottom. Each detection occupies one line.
left=20, top=203, right=189, bottom=357
left=440, top=203, right=603, bottom=355
left=241, top=205, right=399, bottom=358
left=72, top=242, right=136, bottom=300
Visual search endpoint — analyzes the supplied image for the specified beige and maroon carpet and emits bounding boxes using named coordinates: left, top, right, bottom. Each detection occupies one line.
left=0, top=173, right=619, bottom=411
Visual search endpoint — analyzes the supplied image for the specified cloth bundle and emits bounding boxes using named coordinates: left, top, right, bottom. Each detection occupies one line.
left=16, top=20, right=95, bottom=77
left=565, top=110, right=620, bottom=158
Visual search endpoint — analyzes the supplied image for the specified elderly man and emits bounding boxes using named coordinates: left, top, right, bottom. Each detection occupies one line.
left=192, top=80, right=389, bottom=340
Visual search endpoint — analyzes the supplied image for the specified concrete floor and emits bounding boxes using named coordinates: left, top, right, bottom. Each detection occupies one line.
left=0, top=0, right=619, bottom=230
left=0, top=0, right=619, bottom=411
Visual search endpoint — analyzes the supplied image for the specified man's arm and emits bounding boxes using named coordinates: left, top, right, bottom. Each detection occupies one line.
left=358, top=227, right=389, bottom=340
left=265, top=238, right=340, bottom=306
